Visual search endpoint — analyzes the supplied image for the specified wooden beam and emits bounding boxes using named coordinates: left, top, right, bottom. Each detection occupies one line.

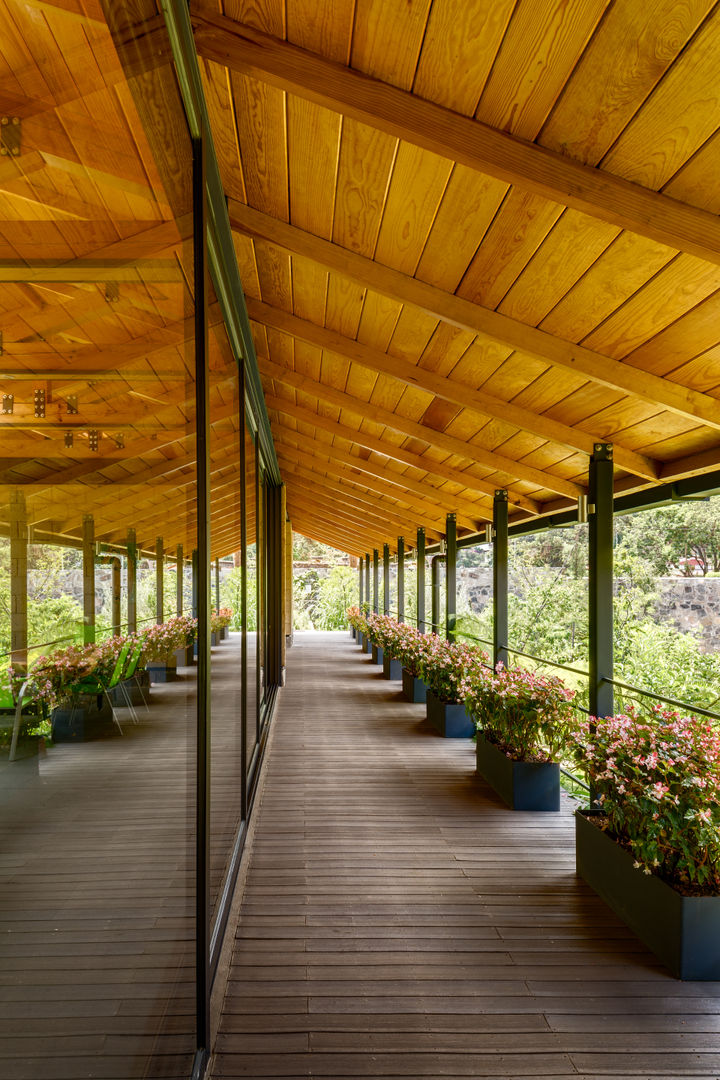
left=278, top=458, right=445, bottom=540
left=273, top=432, right=482, bottom=531
left=247, top=298, right=658, bottom=482
left=0, top=261, right=182, bottom=283
left=265, top=393, right=525, bottom=512
left=193, top=8, right=720, bottom=265
left=260, top=355, right=583, bottom=500
left=230, top=201, right=720, bottom=434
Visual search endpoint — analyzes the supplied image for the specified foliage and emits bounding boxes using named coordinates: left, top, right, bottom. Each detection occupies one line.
left=21, top=636, right=129, bottom=710
left=211, top=608, right=233, bottom=632
left=571, top=709, right=720, bottom=894
left=465, top=665, right=578, bottom=762
left=0, top=540, right=84, bottom=657
left=296, top=565, right=357, bottom=629
left=419, top=636, right=488, bottom=704
left=141, top=616, right=196, bottom=664
left=220, top=566, right=257, bottom=631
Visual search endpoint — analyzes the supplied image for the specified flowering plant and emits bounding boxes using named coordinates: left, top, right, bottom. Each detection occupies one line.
left=571, top=709, right=720, bottom=894
left=465, top=665, right=577, bottom=763
left=421, top=636, right=489, bottom=704
left=142, top=616, right=197, bottom=664
left=211, top=608, right=233, bottom=632
left=24, top=638, right=124, bottom=710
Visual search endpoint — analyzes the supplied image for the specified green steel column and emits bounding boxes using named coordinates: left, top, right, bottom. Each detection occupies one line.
left=9, top=491, right=28, bottom=676
left=416, top=527, right=426, bottom=631
left=589, top=444, right=614, bottom=722
left=127, top=528, right=137, bottom=635
left=176, top=544, right=184, bottom=616
left=493, top=490, right=508, bottom=668
left=431, top=555, right=444, bottom=635
left=364, top=552, right=370, bottom=612
left=383, top=543, right=390, bottom=616
left=446, top=513, right=457, bottom=642
left=215, top=558, right=221, bottom=614
left=83, top=514, right=95, bottom=645
left=156, top=537, right=164, bottom=623
left=111, top=559, right=121, bottom=637
left=372, top=548, right=379, bottom=614
left=358, top=557, right=364, bottom=611
left=397, top=537, right=405, bottom=623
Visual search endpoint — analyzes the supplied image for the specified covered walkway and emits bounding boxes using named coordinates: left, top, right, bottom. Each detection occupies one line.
left=212, top=632, right=720, bottom=1078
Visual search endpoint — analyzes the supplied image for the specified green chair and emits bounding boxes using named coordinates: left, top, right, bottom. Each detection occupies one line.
left=69, top=639, right=132, bottom=737
left=113, top=636, right=149, bottom=722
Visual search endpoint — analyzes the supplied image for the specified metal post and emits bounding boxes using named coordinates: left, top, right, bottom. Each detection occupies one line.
left=192, top=132, right=211, bottom=1056
left=9, top=491, right=28, bottom=676
left=127, top=529, right=137, bottom=635
left=382, top=543, right=390, bottom=616
left=83, top=514, right=95, bottom=645
left=176, top=544, right=184, bottom=616
left=364, top=552, right=370, bottom=612
left=372, top=549, right=379, bottom=614
left=431, top=555, right=445, bottom=635
left=358, top=557, right=364, bottom=611
left=191, top=549, right=199, bottom=620
left=416, top=527, right=426, bottom=632
left=589, top=444, right=614, bottom=724
left=493, top=490, right=508, bottom=669
left=215, top=558, right=221, bottom=614
left=446, top=513, right=456, bottom=642
left=155, top=537, right=164, bottom=623
left=111, top=559, right=121, bottom=637
left=397, top=537, right=405, bottom=623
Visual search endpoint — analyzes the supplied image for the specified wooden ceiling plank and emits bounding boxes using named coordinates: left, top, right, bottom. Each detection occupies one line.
left=265, top=391, right=526, bottom=513
left=230, top=200, right=720, bottom=433
left=259, top=353, right=583, bottom=499
left=193, top=8, right=720, bottom=263
left=247, top=296, right=657, bottom=480
left=273, top=431, right=475, bottom=531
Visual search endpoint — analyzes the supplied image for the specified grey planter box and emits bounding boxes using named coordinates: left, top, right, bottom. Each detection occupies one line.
left=426, top=688, right=475, bottom=738
left=476, top=733, right=560, bottom=811
left=382, top=655, right=402, bottom=680
left=371, top=645, right=384, bottom=666
left=146, top=661, right=178, bottom=683
left=51, top=695, right=113, bottom=741
left=109, top=670, right=150, bottom=707
left=364, top=636, right=372, bottom=654
left=576, top=809, right=720, bottom=979
left=401, top=668, right=427, bottom=703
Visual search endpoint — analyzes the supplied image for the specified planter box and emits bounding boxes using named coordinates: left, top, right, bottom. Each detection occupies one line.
left=575, top=809, right=720, bottom=979
left=371, top=645, right=384, bottom=666
left=220, top=626, right=228, bottom=640
left=146, top=660, right=178, bottom=684
left=426, top=688, right=475, bottom=738
left=382, top=655, right=403, bottom=681
left=364, top=637, right=372, bottom=655
left=51, top=695, right=113, bottom=742
left=351, top=626, right=356, bottom=640
left=476, top=733, right=560, bottom=811
left=211, top=631, right=220, bottom=646
left=401, top=668, right=427, bottom=704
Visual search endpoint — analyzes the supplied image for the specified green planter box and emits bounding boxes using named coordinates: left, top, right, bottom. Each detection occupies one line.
left=401, top=668, right=427, bottom=703
left=575, top=809, right=720, bottom=980
left=426, top=688, right=474, bottom=738
left=476, top=732, right=560, bottom=811
left=382, top=655, right=402, bottom=680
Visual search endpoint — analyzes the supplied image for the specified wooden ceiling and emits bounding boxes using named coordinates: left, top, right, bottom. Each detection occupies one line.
left=2, top=0, right=720, bottom=559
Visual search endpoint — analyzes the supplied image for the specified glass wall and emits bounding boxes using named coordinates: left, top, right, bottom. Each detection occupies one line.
left=0, top=5, right=283, bottom=1079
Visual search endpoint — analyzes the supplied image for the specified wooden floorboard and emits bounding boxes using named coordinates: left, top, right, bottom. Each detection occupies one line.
left=0, top=634, right=253, bottom=1080
left=211, top=631, right=720, bottom=1079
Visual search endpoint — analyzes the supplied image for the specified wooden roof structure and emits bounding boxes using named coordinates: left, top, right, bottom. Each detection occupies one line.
left=2, top=0, right=720, bottom=558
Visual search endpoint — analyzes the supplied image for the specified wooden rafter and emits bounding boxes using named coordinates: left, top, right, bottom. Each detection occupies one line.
left=192, top=7, right=720, bottom=265
left=247, top=297, right=657, bottom=481
left=230, top=201, right=720, bottom=433
left=260, top=355, right=583, bottom=499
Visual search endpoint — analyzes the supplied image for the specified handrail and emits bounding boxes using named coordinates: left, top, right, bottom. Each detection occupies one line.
left=603, top=676, right=720, bottom=723
left=0, top=613, right=176, bottom=664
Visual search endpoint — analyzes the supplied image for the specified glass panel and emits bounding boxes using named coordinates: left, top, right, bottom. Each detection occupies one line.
left=208, top=311, right=244, bottom=921
left=0, top=6, right=196, bottom=1075
left=246, top=430, right=258, bottom=766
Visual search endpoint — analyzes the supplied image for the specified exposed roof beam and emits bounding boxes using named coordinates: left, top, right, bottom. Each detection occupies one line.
left=194, top=8, right=720, bottom=265
left=247, top=297, right=657, bottom=482
left=260, top=355, right=583, bottom=500
left=273, top=432, right=479, bottom=532
left=264, top=391, right=533, bottom=514
left=230, top=201, right=720, bottom=434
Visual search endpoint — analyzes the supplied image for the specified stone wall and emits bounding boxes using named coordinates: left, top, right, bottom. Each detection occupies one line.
left=458, top=569, right=720, bottom=653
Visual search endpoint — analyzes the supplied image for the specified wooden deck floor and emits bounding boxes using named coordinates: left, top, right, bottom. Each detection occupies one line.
left=0, top=634, right=250, bottom=1080
left=211, top=631, right=720, bottom=1079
